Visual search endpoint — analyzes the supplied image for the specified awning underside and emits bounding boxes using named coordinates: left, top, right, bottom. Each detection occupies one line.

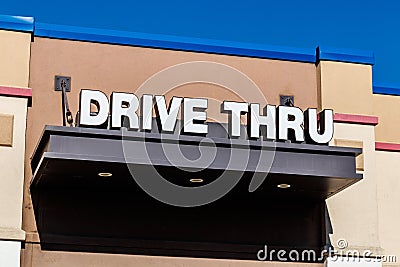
left=29, top=125, right=362, bottom=261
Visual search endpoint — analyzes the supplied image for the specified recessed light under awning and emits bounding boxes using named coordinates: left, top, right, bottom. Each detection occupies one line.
left=98, top=172, right=112, bottom=177
left=277, top=183, right=291, bottom=189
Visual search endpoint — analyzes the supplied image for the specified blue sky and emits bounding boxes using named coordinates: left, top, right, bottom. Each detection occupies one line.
left=1, top=0, right=399, bottom=85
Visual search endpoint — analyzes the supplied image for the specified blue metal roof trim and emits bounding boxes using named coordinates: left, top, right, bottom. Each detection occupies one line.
left=317, top=46, right=375, bottom=65
left=373, top=82, right=400, bottom=96
left=35, top=22, right=316, bottom=62
left=0, top=14, right=378, bottom=65
left=0, top=15, right=34, bottom=32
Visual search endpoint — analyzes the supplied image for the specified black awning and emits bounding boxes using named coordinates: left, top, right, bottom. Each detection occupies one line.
left=29, top=125, right=362, bottom=261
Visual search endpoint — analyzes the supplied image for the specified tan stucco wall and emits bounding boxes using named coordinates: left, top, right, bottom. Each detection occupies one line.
left=22, top=36, right=400, bottom=267
left=373, top=94, right=400, bottom=143
left=327, top=123, right=381, bottom=254
left=24, top=37, right=319, bottom=235
left=376, top=151, right=400, bottom=264
left=317, top=61, right=373, bottom=114
left=21, top=244, right=322, bottom=267
left=0, top=30, right=31, bottom=87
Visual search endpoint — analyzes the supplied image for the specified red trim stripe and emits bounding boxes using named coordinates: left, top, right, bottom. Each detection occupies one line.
left=0, top=85, right=32, bottom=106
left=334, top=113, right=378, bottom=126
left=375, top=142, right=400, bottom=152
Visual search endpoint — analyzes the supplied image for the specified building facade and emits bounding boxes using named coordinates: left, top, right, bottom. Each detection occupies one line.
left=0, top=15, right=399, bottom=267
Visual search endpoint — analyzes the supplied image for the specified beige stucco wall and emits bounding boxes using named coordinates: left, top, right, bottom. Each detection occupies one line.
left=318, top=60, right=382, bottom=253
left=0, top=96, right=28, bottom=240
left=0, top=30, right=31, bottom=87
left=327, top=123, right=381, bottom=254
left=373, top=94, right=400, bottom=143
left=319, top=59, right=400, bottom=265
left=317, top=61, right=373, bottom=115
left=0, top=29, right=31, bottom=243
left=0, top=28, right=31, bottom=267
left=317, top=56, right=400, bottom=144
left=376, top=151, right=400, bottom=265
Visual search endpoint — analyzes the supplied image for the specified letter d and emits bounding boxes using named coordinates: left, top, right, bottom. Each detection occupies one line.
left=79, top=89, right=109, bottom=127
left=257, top=245, right=268, bottom=261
